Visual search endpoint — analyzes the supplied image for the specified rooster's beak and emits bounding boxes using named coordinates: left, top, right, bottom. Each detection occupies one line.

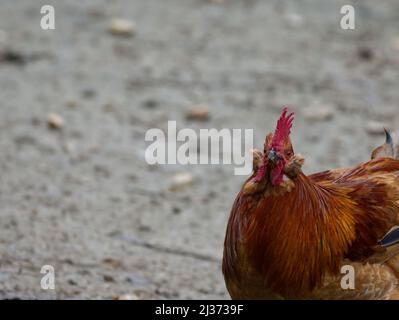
left=267, top=149, right=281, bottom=166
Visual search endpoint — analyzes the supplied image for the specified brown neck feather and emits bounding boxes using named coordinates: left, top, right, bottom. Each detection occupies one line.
left=242, top=172, right=357, bottom=296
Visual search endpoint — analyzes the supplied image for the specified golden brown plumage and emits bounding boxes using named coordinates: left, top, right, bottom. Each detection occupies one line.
left=223, top=109, right=399, bottom=299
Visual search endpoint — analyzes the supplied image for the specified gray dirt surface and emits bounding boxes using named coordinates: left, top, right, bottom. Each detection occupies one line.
left=0, top=0, right=399, bottom=299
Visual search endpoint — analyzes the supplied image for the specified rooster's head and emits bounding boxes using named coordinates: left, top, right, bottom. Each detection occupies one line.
left=255, top=107, right=295, bottom=186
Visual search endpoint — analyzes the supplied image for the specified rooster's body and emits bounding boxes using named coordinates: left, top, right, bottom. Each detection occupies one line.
left=223, top=109, right=399, bottom=299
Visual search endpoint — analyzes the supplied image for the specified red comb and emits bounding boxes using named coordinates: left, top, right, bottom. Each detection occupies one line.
left=271, top=107, right=294, bottom=151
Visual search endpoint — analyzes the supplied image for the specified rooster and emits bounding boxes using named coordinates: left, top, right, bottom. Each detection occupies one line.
left=222, top=107, right=399, bottom=299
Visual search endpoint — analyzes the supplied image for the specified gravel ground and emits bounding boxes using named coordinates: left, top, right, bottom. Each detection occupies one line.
left=0, top=0, right=399, bottom=299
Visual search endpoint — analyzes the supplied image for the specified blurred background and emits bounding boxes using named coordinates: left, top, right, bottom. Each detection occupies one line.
left=0, top=0, right=398, bottom=299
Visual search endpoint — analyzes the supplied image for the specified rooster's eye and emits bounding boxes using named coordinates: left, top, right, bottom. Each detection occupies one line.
left=285, top=151, right=292, bottom=157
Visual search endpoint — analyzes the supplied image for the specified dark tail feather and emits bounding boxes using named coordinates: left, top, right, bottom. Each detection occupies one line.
left=371, top=129, right=399, bottom=160
left=379, top=226, right=399, bottom=247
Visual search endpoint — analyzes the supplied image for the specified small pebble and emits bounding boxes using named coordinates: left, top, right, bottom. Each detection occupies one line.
left=116, top=293, right=139, bottom=300
left=169, top=173, right=193, bottom=191
left=108, top=19, right=136, bottom=37
left=185, top=105, right=210, bottom=121
left=47, top=113, right=64, bottom=130
left=125, top=274, right=151, bottom=286
left=103, top=275, right=115, bottom=282
left=302, top=105, right=334, bottom=121
left=103, top=258, right=124, bottom=269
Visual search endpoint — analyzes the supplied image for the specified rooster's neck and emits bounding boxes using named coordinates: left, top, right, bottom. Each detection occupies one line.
left=241, top=171, right=357, bottom=296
